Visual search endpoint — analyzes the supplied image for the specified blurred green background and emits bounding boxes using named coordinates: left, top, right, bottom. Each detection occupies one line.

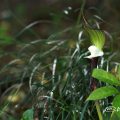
left=0, top=0, right=120, bottom=64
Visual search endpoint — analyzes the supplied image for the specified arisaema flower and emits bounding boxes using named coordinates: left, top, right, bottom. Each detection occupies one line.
left=84, top=28, right=105, bottom=59
left=85, top=45, right=104, bottom=59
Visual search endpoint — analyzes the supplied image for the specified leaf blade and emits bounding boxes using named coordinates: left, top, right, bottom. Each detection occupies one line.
left=92, top=69, right=120, bottom=86
left=112, top=94, right=120, bottom=119
left=21, top=108, right=34, bottom=120
left=87, top=86, right=119, bottom=101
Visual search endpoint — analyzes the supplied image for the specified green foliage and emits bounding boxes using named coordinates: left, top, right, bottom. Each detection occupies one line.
left=89, top=68, right=120, bottom=119
left=112, top=94, right=120, bottom=119
left=92, top=68, right=120, bottom=86
left=110, top=112, right=120, bottom=120
left=21, top=108, right=34, bottom=120
left=87, top=86, right=119, bottom=100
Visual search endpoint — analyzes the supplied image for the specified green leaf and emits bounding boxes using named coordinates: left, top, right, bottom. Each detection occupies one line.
left=92, top=69, right=120, bottom=86
left=85, top=27, right=105, bottom=50
left=112, top=94, right=120, bottom=110
left=21, top=108, right=34, bottom=120
left=110, top=112, right=120, bottom=120
left=111, top=94, right=120, bottom=119
left=87, top=86, right=119, bottom=101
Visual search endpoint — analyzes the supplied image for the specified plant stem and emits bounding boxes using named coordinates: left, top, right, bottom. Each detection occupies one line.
left=95, top=101, right=103, bottom=120
left=90, top=57, right=98, bottom=90
left=90, top=57, right=103, bottom=120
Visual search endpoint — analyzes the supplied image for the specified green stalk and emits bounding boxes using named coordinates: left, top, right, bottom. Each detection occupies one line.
left=76, top=0, right=86, bottom=26
left=72, top=111, right=76, bottom=120
left=95, top=101, right=103, bottom=120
